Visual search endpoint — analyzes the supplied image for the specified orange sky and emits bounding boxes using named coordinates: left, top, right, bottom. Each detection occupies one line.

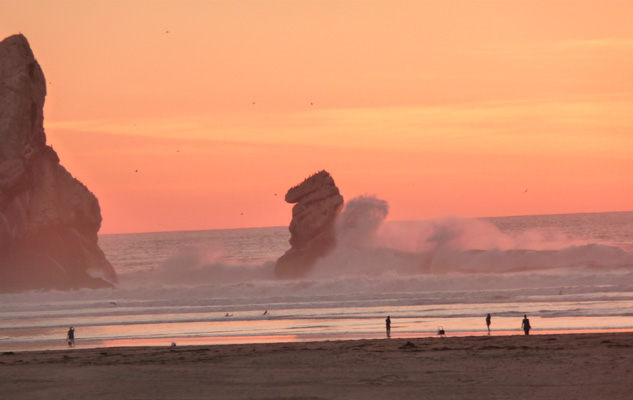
left=2, top=0, right=632, bottom=234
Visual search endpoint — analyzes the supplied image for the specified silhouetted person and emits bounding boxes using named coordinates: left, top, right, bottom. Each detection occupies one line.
left=521, top=314, right=531, bottom=335
left=486, top=313, right=491, bottom=333
left=263, top=310, right=268, bottom=315
left=385, top=316, right=391, bottom=337
left=67, top=327, right=75, bottom=347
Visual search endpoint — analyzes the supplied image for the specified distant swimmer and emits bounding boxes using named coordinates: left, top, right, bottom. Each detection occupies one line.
left=263, top=310, right=268, bottom=315
left=486, top=313, right=491, bottom=333
left=385, top=316, right=391, bottom=337
left=521, top=314, right=531, bottom=335
left=225, top=313, right=233, bottom=317
left=67, top=327, right=75, bottom=347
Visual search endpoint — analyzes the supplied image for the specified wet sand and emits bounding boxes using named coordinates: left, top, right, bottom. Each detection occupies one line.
left=2, top=332, right=633, bottom=399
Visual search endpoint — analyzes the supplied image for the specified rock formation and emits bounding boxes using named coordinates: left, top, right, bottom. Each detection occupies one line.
left=275, top=170, right=344, bottom=278
left=0, top=34, right=117, bottom=292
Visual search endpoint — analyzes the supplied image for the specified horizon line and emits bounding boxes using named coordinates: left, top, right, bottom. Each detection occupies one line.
left=98, top=209, right=633, bottom=236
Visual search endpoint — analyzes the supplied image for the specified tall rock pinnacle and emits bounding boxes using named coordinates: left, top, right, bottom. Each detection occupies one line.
left=0, top=34, right=117, bottom=292
left=275, top=170, right=344, bottom=278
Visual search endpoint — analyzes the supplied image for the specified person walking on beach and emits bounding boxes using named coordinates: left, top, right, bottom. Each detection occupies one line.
left=385, top=316, right=391, bottom=337
left=486, top=313, right=491, bottom=334
left=67, top=327, right=75, bottom=347
left=521, top=314, right=531, bottom=335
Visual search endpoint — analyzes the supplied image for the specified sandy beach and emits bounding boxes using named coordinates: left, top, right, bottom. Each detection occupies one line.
left=2, top=332, right=632, bottom=399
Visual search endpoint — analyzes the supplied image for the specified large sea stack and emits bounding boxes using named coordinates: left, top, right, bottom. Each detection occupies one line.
left=275, top=170, right=344, bottom=278
left=0, top=34, right=116, bottom=292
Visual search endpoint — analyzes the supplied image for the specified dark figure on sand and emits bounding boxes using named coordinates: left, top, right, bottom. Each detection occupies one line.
left=486, top=313, right=491, bottom=333
left=67, top=327, right=75, bottom=347
left=521, top=314, right=531, bottom=335
left=385, top=316, right=391, bottom=337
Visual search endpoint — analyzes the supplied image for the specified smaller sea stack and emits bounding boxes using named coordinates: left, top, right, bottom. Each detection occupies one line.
left=275, top=170, right=344, bottom=278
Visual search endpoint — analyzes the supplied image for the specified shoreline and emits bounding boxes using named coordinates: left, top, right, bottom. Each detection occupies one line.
left=4, top=327, right=633, bottom=353
left=2, top=331, right=633, bottom=399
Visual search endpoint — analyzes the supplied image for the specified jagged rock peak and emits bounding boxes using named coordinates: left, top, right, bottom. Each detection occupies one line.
left=0, top=34, right=47, bottom=159
left=275, top=170, right=344, bottom=279
left=0, top=34, right=117, bottom=292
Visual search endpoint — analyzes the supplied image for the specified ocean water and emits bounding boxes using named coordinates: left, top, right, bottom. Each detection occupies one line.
left=2, top=211, right=633, bottom=351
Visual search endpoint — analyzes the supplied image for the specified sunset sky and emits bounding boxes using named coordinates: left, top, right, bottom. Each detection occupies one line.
left=2, top=0, right=632, bottom=234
